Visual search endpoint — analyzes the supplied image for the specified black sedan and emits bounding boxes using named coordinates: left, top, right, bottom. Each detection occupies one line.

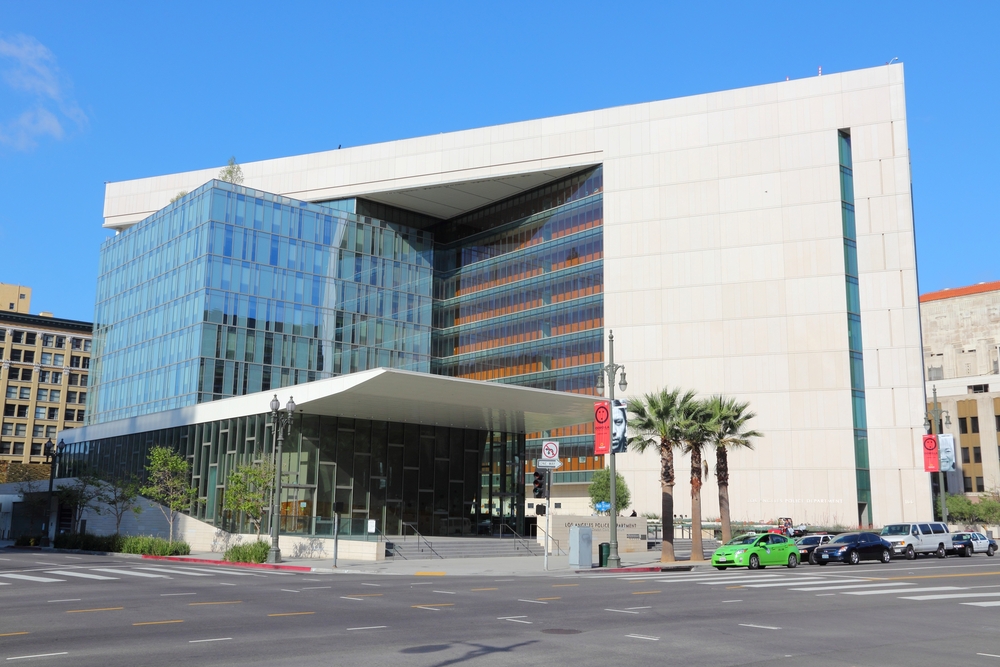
left=795, top=534, right=833, bottom=564
left=812, top=532, right=892, bottom=565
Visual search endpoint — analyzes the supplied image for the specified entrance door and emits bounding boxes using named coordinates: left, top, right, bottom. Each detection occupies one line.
left=280, top=486, right=316, bottom=535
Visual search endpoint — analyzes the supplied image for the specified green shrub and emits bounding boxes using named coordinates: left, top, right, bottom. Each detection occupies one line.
left=118, top=535, right=191, bottom=556
left=53, top=533, right=122, bottom=552
left=224, top=540, right=270, bottom=563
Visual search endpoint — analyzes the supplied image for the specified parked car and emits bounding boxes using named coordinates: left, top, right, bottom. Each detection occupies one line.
left=812, top=532, right=892, bottom=565
left=879, top=522, right=951, bottom=560
left=711, top=533, right=799, bottom=570
left=795, top=533, right=833, bottom=564
left=950, top=532, right=997, bottom=557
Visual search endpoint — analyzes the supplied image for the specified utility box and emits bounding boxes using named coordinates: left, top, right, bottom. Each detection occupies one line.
left=569, top=525, right=593, bottom=569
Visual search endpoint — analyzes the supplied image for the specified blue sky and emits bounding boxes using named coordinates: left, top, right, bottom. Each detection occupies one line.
left=0, top=2, right=996, bottom=322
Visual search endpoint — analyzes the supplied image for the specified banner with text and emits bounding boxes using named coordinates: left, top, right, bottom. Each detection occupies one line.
left=922, top=434, right=940, bottom=473
left=594, top=401, right=611, bottom=455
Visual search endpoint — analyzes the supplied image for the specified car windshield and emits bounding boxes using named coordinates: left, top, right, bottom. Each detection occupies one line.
left=797, top=536, right=819, bottom=545
left=881, top=525, right=910, bottom=536
left=726, top=535, right=758, bottom=545
left=832, top=533, right=859, bottom=544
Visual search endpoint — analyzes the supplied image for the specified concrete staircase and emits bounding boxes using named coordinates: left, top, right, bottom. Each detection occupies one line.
left=387, top=535, right=542, bottom=560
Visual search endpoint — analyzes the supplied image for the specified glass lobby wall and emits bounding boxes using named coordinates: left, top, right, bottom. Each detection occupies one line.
left=431, top=167, right=604, bottom=469
left=90, top=180, right=434, bottom=425
left=59, top=413, right=525, bottom=539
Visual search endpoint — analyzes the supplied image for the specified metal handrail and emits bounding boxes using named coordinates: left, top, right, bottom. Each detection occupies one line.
left=373, top=528, right=403, bottom=559
left=535, top=525, right=565, bottom=556
left=499, top=524, right=538, bottom=554
left=402, top=522, right=442, bottom=558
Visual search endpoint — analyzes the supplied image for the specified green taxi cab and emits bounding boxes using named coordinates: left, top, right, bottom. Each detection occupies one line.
left=711, top=533, right=800, bottom=570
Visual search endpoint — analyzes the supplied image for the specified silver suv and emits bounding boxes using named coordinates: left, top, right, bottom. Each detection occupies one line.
left=880, top=522, right=951, bottom=559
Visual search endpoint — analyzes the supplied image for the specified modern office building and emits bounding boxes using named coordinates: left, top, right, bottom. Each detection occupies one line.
left=920, top=281, right=1000, bottom=496
left=70, top=62, right=928, bottom=534
left=2, top=305, right=93, bottom=464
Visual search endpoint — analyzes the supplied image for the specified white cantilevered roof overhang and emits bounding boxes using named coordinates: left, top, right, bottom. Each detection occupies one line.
left=60, top=368, right=599, bottom=444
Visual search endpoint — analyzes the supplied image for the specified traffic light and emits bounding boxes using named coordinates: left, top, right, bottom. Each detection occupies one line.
left=532, top=471, right=546, bottom=498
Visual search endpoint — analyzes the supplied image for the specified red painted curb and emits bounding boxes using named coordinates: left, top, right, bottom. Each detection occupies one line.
left=141, top=554, right=312, bottom=572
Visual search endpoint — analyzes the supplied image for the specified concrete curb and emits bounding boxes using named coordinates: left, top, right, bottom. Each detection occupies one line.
left=574, top=564, right=695, bottom=574
left=141, top=554, right=313, bottom=572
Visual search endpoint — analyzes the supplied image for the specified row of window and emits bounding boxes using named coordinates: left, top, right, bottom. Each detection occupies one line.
left=964, top=476, right=986, bottom=493
left=0, top=442, right=45, bottom=456
left=959, top=416, right=980, bottom=434
left=0, top=330, right=90, bottom=350
left=4, top=368, right=89, bottom=385
left=3, top=387, right=87, bottom=403
left=1, top=349, right=89, bottom=367
left=1, top=406, right=85, bottom=421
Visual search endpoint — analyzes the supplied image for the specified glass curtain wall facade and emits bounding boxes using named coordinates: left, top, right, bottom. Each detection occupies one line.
left=59, top=413, right=526, bottom=538
left=89, top=181, right=433, bottom=424
left=839, top=130, right=872, bottom=527
left=431, top=167, right=604, bottom=474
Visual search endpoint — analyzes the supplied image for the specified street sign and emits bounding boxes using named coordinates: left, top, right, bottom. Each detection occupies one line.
left=541, top=440, right=559, bottom=460
left=535, top=458, right=563, bottom=469
left=596, top=501, right=611, bottom=512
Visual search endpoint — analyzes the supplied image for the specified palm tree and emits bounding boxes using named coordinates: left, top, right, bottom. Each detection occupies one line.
left=627, top=388, right=697, bottom=562
left=707, top=395, right=763, bottom=543
left=679, top=398, right=713, bottom=562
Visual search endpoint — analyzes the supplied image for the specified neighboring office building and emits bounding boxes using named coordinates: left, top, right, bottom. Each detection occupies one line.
left=920, top=281, right=1000, bottom=496
left=1, top=305, right=93, bottom=465
left=84, top=63, right=927, bottom=530
left=0, top=283, right=31, bottom=314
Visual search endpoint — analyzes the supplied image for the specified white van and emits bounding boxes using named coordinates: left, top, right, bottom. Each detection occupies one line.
left=879, top=522, right=951, bottom=559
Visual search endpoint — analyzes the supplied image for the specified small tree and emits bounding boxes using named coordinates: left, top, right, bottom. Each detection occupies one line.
left=169, top=190, right=188, bottom=203
left=223, top=460, right=275, bottom=536
left=94, top=474, right=143, bottom=534
left=141, top=446, right=196, bottom=544
left=588, top=467, right=631, bottom=515
left=218, top=157, right=243, bottom=184
left=56, top=475, right=103, bottom=534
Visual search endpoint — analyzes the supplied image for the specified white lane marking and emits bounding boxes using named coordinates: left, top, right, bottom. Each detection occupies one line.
left=739, top=623, right=781, bottom=630
left=361, top=583, right=381, bottom=587
left=0, top=558, right=10, bottom=561
left=658, top=574, right=783, bottom=583
left=169, top=566, right=263, bottom=577
left=696, top=577, right=789, bottom=586
left=432, top=590, right=455, bottom=594
left=64, top=556, right=83, bottom=560
left=965, top=602, right=1000, bottom=608
left=219, top=583, right=236, bottom=586
left=625, top=606, right=652, bottom=610
left=6, top=652, right=69, bottom=660
left=722, top=600, right=742, bottom=603
left=47, top=599, right=81, bottom=603
left=815, top=594, right=836, bottom=596
left=0, top=573, right=65, bottom=583
left=136, top=567, right=214, bottom=577
left=34, top=562, right=60, bottom=566
left=413, top=606, right=442, bottom=611
left=505, top=618, right=532, bottom=624
left=189, top=638, right=232, bottom=643
left=901, top=592, right=1000, bottom=601
left=975, top=652, right=1000, bottom=656
left=606, top=609, right=639, bottom=614
left=90, top=568, right=169, bottom=579
left=518, top=599, right=548, bottom=604
left=842, top=586, right=965, bottom=596
left=281, top=589, right=300, bottom=593
left=348, top=626, right=387, bottom=631
left=161, top=593, right=197, bottom=596
left=341, top=596, right=365, bottom=601
left=302, top=586, right=331, bottom=590
left=44, top=570, right=117, bottom=581
left=741, top=578, right=840, bottom=588
left=626, top=634, right=660, bottom=641
left=791, top=582, right=913, bottom=592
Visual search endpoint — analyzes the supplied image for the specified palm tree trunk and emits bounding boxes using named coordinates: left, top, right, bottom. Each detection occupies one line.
left=717, top=445, right=732, bottom=543
left=690, top=448, right=704, bottom=562
left=660, top=446, right=675, bottom=562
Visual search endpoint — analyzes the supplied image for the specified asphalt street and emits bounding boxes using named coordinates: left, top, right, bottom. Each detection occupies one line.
left=2, top=549, right=1000, bottom=666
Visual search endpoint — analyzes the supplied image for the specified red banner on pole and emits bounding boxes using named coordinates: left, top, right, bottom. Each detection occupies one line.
left=923, top=434, right=940, bottom=473
left=594, top=401, right=611, bottom=455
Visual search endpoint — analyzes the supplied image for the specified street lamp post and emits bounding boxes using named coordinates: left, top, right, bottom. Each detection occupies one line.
left=43, top=438, right=64, bottom=543
left=596, top=330, right=627, bottom=569
left=267, top=395, right=296, bottom=564
left=924, top=385, right=951, bottom=526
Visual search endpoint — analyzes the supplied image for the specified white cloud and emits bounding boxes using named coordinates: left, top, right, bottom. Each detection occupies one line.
left=0, top=33, right=87, bottom=150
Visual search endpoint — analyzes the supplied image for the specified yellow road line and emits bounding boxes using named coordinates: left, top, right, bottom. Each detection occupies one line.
left=0, top=632, right=29, bottom=637
left=883, top=571, right=1000, bottom=582
left=268, top=612, right=315, bottom=617
left=414, top=572, right=446, bottom=577
left=133, top=620, right=184, bottom=626
left=411, top=603, right=454, bottom=608
left=66, top=607, right=124, bottom=613
left=553, top=584, right=578, bottom=588
left=631, top=591, right=661, bottom=595
left=189, top=601, right=243, bottom=606
left=471, top=587, right=498, bottom=591
left=537, top=597, right=561, bottom=601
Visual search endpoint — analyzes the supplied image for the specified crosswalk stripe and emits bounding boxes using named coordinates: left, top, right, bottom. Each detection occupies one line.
left=791, top=582, right=914, bottom=592
left=698, top=577, right=809, bottom=586
left=741, top=578, right=849, bottom=588
left=0, top=573, right=66, bottom=583
left=842, top=586, right=965, bottom=596
left=135, top=567, right=214, bottom=577
left=169, top=566, right=264, bottom=577
left=962, top=601, right=1000, bottom=607
left=900, top=592, right=1000, bottom=601
left=44, top=571, right=118, bottom=580
left=91, top=568, right=170, bottom=579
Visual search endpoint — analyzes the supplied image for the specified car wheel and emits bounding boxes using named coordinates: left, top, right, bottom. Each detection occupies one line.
left=787, top=553, right=798, bottom=568
left=905, top=545, right=915, bottom=560
left=988, top=545, right=995, bottom=557
left=715, top=566, right=728, bottom=570
left=880, top=549, right=891, bottom=563
left=848, top=550, right=860, bottom=565
left=748, top=554, right=760, bottom=570
left=963, top=546, right=972, bottom=557
left=936, top=543, right=946, bottom=559
left=809, top=552, right=817, bottom=565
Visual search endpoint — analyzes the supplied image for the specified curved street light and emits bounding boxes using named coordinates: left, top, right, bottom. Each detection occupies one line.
left=267, top=395, right=296, bottom=564
left=596, top=330, right=627, bottom=568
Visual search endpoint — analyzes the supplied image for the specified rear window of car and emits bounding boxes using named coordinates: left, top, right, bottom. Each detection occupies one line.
left=931, top=524, right=946, bottom=534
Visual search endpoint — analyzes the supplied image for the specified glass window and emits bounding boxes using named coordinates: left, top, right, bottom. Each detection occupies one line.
left=42, top=334, right=54, bottom=347
left=30, top=442, right=41, bottom=456
left=47, top=407, right=57, bottom=420
left=22, top=351, right=34, bottom=363
left=12, top=442, right=23, bottom=455
left=67, top=391, right=77, bottom=404
left=12, top=331, right=23, bottom=344
left=32, top=425, right=43, bottom=437
left=2, top=405, right=13, bottom=417
left=71, top=338, right=82, bottom=350
left=36, top=389, right=48, bottom=402
left=70, top=355, right=80, bottom=368
left=34, top=407, right=46, bottom=419
left=18, top=387, right=29, bottom=400
left=0, top=441, right=10, bottom=454
left=20, top=369, right=31, bottom=382
left=50, top=371, right=61, bottom=384
left=78, top=392, right=86, bottom=404
left=79, top=374, right=87, bottom=387
left=960, top=417, right=968, bottom=434
left=962, top=448, right=971, bottom=464
left=40, top=352, right=52, bottom=365
left=4, top=386, right=16, bottom=399
left=0, top=423, right=11, bottom=435
left=16, top=405, right=27, bottom=418
left=83, top=340, right=92, bottom=352
left=974, top=447, right=982, bottom=463
left=69, top=373, right=78, bottom=386
left=45, top=426, right=55, bottom=437
left=49, top=390, right=60, bottom=403
left=6, top=368, right=17, bottom=380
left=25, top=333, right=36, bottom=345
left=55, top=336, right=64, bottom=349
left=971, top=416, right=979, bottom=433
left=10, top=349, right=21, bottom=362
left=53, top=354, right=64, bottom=366
left=976, top=477, right=985, bottom=492
left=64, top=409, right=75, bottom=421
left=14, top=424, right=26, bottom=436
